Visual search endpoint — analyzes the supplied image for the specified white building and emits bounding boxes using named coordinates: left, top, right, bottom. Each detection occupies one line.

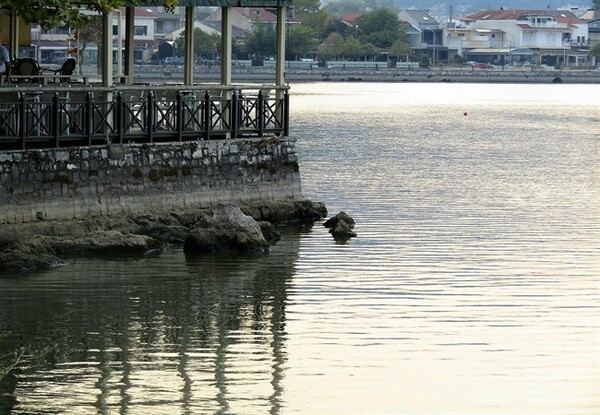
left=457, top=9, right=590, bottom=67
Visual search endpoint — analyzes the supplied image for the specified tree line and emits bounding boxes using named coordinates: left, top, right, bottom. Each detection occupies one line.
left=4, top=0, right=598, bottom=64
left=173, top=1, right=412, bottom=63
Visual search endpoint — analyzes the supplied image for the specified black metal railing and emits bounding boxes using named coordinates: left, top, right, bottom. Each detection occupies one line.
left=0, top=84, right=290, bottom=150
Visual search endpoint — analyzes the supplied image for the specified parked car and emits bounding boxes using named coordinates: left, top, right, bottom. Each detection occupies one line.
left=465, top=61, right=493, bottom=69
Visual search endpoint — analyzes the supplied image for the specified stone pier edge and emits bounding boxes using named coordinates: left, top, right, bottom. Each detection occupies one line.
left=0, top=137, right=303, bottom=225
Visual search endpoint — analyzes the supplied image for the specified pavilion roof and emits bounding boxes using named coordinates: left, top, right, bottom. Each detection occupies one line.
left=148, top=0, right=292, bottom=6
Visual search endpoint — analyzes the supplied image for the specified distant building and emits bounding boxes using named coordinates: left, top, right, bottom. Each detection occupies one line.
left=456, top=9, right=590, bottom=67
left=398, top=10, right=446, bottom=64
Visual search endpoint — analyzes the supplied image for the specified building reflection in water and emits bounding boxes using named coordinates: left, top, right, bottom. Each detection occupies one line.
left=0, top=227, right=302, bottom=414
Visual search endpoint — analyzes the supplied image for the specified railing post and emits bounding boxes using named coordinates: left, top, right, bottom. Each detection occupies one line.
left=283, top=88, right=290, bottom=137
left=176, top=92, right=183, bottom=141
left=52, top=93, right=60, bottom=148
left=18, top=93, right=26, bottom=150
left=203, top=91, right=211, bottom=140
left=86, top=92, right=93, bottom=146
left=258, top=90, right=264, bottom=137
left=231, top=89, right=238, bottom=139
left=147, top=91, right=155, bottom=144
left=116, top=92, right=124, bottom=144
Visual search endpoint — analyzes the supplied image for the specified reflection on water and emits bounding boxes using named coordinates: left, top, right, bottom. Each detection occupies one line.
left=1, top=83, right=599, bottom=414
left=0, top=229, right=302, bottom=414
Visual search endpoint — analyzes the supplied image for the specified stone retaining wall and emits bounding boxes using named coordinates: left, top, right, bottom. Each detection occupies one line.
left=0, top=138, right=302, bottom=224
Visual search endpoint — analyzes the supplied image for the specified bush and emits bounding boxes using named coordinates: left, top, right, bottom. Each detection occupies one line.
left=419, top=55, right=430, bottom=68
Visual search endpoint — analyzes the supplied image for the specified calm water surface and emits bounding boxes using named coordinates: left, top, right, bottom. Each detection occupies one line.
left=1, top=83, right=598, bottom=414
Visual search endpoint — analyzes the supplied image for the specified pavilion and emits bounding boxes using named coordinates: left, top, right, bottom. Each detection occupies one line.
left=0, top=0, right=293, bottom=149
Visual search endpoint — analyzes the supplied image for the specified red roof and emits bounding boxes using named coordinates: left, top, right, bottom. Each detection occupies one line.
left=341, top=14, right=361, bottom=25
left=467, top=9, right=584, bottom=24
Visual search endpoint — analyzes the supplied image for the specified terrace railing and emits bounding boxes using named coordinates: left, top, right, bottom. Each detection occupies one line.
left=0, top=84, right=290, bottom=150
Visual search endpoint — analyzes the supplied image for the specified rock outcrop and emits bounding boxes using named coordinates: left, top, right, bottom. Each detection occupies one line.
left=240, top=199, right=327, bottom=225
left=184, top=204, right=270, bottom=255
left=0, top=199, right=327, bottom=273
left=324, top=211, right=357, bottom=240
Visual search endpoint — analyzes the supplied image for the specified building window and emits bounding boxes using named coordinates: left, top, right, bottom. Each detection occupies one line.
left=135, top=26, right=148, bottom=36
left=113, top=25, right=118, bottom=36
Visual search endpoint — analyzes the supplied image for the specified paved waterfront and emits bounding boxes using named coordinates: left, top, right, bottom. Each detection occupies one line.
left=124, top=64, right=600, bottom=84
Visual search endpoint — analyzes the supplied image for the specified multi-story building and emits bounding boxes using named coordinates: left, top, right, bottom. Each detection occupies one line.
left=398, top=10, right=446, bottom=64
left=450, top=9, right=590, bottom=67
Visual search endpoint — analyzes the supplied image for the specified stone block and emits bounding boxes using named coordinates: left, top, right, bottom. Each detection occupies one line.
left=55, top=151, right=70, bottom=162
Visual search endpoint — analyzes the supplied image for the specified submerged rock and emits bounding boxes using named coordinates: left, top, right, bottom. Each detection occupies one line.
left=0, top=231, right=161, bottom=272
left=329, top=219, right=357, bottom=240
left=184, top=204, right=270, bottom=255
left=324, top=212, right=356, bottom=229
left=0, top=235, right=64, bottom=272
left=258, top=221, right=281, bottom=245
left=324, top=212, right=357, bottom=240
left=51, top=231, right=163, bottom=254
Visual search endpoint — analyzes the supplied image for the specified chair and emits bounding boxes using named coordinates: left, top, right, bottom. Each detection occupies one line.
left=42, top=58, right=77, bottom=83
left=12, top=58, right=42, bottom=83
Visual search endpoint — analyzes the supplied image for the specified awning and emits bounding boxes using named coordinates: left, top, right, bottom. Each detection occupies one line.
left=510, top=48, right=535, bottom=56
left=466, top=48, right=513, bottom=54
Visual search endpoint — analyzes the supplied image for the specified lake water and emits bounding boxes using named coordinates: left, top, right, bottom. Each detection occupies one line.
left=1, top=82, right=598, bottom=414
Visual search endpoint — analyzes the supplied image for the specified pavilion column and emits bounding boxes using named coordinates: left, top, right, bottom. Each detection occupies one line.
left=220, top=7, right=233, bottom=86
left=101, top=11, right=114, bottom=87
left=124, top=7, right=135, bottom=85
left=275, top=7, right=287, bottom=94
left=101, top=11, right=114, bottom=132
left=183, top=6, right=194, bottom=85
left=9, top=11, right=18, bottom=59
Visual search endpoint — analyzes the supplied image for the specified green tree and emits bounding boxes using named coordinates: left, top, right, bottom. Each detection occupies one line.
left=365, top=0, right=399, bottom=12
left=292, top=0, right=331, bottom=37
left=389, top=36, right=411, bottom=62
left=287, top=25, right=318, bottom=60
left=590, top=43, right=600, bottom=62
left=244, top=23, right=276, bottom=58
left=299, top=8, right=331, bottom=35
left=321, top=17, right=353, bottom=41
left=594, top=0, right=600, bottom=10
left=354, top=8, right=401, bottom=49
left=342, top=35, right=365, bottom=59
left=325, top=0, right=364, bottom=16
left=293, top=0, right=321, bottom=16
left=1, top=0, right=177, bottom=29
left=173, top=28, right=221, bottom=60
left=75, top=17, right=103, bottom=68
left=318, top=32, right=345, bottom=60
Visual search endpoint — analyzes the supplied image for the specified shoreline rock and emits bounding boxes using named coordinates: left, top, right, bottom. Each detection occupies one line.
left=183, top=204, right=270, bottom=255
left=0, top=199, right=327, bottom=273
